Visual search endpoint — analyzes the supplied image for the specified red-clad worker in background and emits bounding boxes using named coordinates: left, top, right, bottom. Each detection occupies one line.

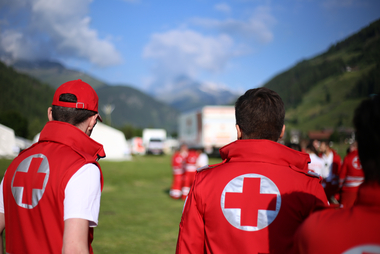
left=319, top=140, right=342, bottom=204
left=170, top=144, right=188, bottom=199
left=338, top=141, right=364, bottom=208
left=176, top=88, right=328, bottom=254
left=181, top=149, right=199, bottom=200
left=294, top=95, right=380, bottom=254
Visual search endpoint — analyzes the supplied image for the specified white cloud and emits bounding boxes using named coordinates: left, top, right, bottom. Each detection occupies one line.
left=214, top=3, right=231, bottom=14
left=192, top=5, right=276, bottom=44
left=0, top=0, right=122, bottom=66
left=143, top=29, right=239, bottom=80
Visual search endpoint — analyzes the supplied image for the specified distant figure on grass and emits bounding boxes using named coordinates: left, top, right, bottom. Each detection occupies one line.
left=305, top=142, right=325, bottom=178
left=181, top=149, right=199, bottom=200
left=338, top=141, right=364, bottom=208
left=0, top=80, right=105, bottom=254
left=176, top=87, right=328, bottom=254
left=319, top=140, right=342, bottom=204
left=294, top=95, right=380, bottom=254
left=170, top=144, right=188, bottom=199
left=196, top=148, right=209, bottom=169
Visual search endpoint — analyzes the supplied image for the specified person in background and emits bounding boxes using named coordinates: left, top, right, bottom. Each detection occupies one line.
left=319, top=140, right=342, bottom=204
left=196, top=148, right=209, bottom=169
left=176, top=87, right=328, bottom=254
left=305, top=142, right=325, bottom=177
left=181, top=148, right=199, bottom=200
left=294, top=95, right=380, bottom=254
left=338, top=141, right=364, bottom=208
left=0, top=80, right=105, bottom=254
left=170, top=144, right=188, bottom=199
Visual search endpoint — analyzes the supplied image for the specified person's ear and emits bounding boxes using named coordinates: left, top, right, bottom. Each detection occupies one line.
left=279, top=125, right=286, bottom=140
left=47, top=107, right=54, bottom=121
left=88, top=114, right=98, bottom=130
left=236, top=124, right=242, bottom=140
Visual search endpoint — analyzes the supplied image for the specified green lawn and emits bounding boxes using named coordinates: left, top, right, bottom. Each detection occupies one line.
left=0, top=155, right=222, bottom=253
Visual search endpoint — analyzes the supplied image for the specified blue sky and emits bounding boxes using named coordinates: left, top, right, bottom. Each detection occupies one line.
left=1, top=0, right=379, bottom=94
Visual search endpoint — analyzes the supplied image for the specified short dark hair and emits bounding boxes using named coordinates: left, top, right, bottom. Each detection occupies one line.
left=52, top=93, right=97, bottom=126
left=235, top=87, right=285, bottom=141
left=353, top=95, right=380, bottom=184
left=306, top=142, right=318, bottom=154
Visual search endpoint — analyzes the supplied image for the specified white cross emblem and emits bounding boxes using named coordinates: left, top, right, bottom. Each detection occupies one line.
left=352, top=156, right=362, bottom=170
left=220, top=174, right=281, bottom=231
left=11, top=154, right=50, bottom=209
left=343, top=244, right=380, bottom=254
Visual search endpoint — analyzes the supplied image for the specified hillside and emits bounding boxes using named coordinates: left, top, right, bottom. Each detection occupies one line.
left=12, top=60, right=107, bottom=90
left=264, top=18, right=380, bottom=133
left=150, top=75, right=239, bottom=112
left=96, top=85, right=178, bottom=132
left=0, top=62, right=54, bottom=139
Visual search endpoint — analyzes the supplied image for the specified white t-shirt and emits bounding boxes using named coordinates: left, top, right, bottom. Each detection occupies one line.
left=308, top=153, right=325, bottom=178
left=0, top=163, right=101, bottom=227
left=196, top=153, right=209, bottom=168
left=322, top=152, right=334, bottom=182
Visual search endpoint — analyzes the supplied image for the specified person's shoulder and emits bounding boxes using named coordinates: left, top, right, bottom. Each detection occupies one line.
left=306, top=206, right=345, bottom=227
left=289, top=164, right=323, bottom=181
left=197, top=161, right=220, bottom=172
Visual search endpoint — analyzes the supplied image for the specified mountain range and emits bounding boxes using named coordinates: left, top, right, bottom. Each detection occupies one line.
left=1, top=18, right=379, bottom=140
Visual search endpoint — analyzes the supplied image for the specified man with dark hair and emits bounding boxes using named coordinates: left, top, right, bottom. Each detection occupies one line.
left=176, top=87, right=328, bottom=254
left=0, top=80, right=105, bottom=254
left=294, top=96, right=380, bottom=253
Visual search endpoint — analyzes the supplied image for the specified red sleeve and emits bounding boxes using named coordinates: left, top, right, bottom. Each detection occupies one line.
left=176, top=176, right=205, bottom=254
left=339, top=156, right=349, bottom=188
left=332, top=151, right=342, bottom=176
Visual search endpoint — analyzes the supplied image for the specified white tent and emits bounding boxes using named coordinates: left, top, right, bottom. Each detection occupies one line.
left=0, top=124, right=19, bottom=158
left=91, top=122, right=132, bottom=161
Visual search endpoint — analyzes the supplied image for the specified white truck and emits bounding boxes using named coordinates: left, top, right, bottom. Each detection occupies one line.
left=142, top=128, right=167, bottom=155
left=178, top=106, right=237, bottom=155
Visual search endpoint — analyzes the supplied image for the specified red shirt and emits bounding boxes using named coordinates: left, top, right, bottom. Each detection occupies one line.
left=339, top=150, right=364, bottom=192
left=294, top=182, right=380, bottom=254
left=176, top=139, right=328, bottom=254
left=3, top=121, right=105, bottom=254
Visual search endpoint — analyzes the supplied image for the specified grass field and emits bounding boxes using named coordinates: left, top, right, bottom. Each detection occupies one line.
left=0, top=155, right=222, bottom=253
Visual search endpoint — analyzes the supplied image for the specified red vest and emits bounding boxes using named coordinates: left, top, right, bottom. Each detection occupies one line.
left=176, top=140, right=328, bottom=254
left=185, top=150, right=198, bottom=172
left=172, top=151, right=186, bottom=175
left=3, top=121, right=105, bottom=254
left=339, top=150, right=364, bottom=191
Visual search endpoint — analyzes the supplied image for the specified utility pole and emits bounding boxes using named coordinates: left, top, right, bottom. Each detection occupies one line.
left=102, top=104, right=115, bottom=126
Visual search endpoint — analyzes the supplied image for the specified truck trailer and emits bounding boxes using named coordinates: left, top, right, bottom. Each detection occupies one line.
left=178, top=106, right=237, bottom=155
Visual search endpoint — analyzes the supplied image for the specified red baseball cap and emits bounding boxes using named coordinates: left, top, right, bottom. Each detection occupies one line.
left=52, top=79, right=102, bottom=122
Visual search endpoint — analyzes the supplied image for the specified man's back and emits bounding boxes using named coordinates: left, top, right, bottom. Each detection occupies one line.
left=294, top=182, right=380, bottom=254
left=176, top=139, right=328, bottom=254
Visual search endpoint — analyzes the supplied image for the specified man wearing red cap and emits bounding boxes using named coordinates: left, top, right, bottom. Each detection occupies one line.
left=0, top=80, right=105, bottom=254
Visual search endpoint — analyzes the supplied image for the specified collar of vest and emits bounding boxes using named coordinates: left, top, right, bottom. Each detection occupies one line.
left=219, top=139, right=310, bottom=171
left=39, top=121, right=106, bottom=161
